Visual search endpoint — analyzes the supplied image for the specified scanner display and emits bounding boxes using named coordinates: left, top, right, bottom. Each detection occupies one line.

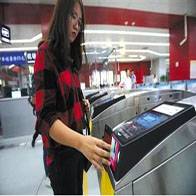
left=115, top=111, right=168, bottom=144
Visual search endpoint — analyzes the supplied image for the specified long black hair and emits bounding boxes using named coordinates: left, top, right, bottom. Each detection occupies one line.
left=46, top=0, right=87, bottom=71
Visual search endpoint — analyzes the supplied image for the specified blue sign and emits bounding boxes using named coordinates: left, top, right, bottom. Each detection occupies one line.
left=0, top=25, right=11, bottom=44
left=0, top=52, right=26, bottom=66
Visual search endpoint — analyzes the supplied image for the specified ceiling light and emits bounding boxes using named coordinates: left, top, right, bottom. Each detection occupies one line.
left=98, top=55, right=121, bottom=60
left=0, top=33, right=42, bottom=44
left=125, top=42, right=169, bottom=46
left=82, top=41, right=169, bottom=47
left=85, top=51, right=99, bottom=55
left=109, top=56, right=146, bottom=62
left=128, top=55, right=138, bottom=58
left=99, top=55, right=146, bottom=62
left=116, top=49, right=169, bottom=57
left=0, top=47, right=38, bottom=52
left=84, top=30, right=169, bottom=37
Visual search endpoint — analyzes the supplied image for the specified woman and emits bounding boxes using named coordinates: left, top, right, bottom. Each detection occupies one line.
left=34, top=0, right=111, bottom=194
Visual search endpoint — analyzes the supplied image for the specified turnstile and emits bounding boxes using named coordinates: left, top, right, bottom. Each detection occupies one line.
left=88, top=91, right=108, bottom=104
left=90, top=89, right=150, bottom=140
left=85, top=91, right=99, bottom=100
left=91, top=89, right=195, bottom=141
left=103, top=98, right=196, bottom=195
left=135, top=89, right=194, bottom=114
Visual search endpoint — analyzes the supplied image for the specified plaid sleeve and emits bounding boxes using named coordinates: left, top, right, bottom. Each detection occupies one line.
left=34, top=47, right=59, bottom=136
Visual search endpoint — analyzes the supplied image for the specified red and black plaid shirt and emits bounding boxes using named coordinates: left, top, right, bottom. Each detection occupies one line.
left=34, top=42, right=84, bottom=164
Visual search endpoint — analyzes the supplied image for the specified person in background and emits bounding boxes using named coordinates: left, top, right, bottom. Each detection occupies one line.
left=153, top=74, right=158, bottom=88
left=119, top=68, right=132, bottom=90
left=34, top=0, right=111, bottom=194
left=130, top=68, right=136, bottom=89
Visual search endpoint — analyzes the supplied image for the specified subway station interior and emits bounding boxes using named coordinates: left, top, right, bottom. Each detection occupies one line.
left=0, top=0, right=196, bottom=195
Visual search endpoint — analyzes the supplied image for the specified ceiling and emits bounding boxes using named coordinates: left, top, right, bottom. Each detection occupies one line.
left=0, top=0, right=196, bottom=64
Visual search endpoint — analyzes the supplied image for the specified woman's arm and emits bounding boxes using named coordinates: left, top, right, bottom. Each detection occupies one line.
left=49, top=119, right=111, bottom=172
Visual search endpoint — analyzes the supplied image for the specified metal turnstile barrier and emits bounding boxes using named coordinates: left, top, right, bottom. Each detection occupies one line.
left=135, top=89, right=195, bottom=114
left=91, top=89, right=195, bottom=140
left=102, top=96, right=196, bottom=195
left=90, top=89, right=195, bottom=194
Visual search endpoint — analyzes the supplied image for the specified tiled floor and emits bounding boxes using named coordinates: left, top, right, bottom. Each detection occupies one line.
left=0, top=135, right=100, bottom=195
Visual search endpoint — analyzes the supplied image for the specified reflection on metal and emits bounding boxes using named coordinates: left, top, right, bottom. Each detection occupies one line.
left=107, top=96, right=196, bottom=195
left=179, top=95, right=196, bottom=109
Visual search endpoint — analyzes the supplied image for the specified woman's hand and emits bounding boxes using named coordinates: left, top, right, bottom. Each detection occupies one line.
left=83, top=99, right=90, bottom=113
left=79, top=135, right=111, bottom=172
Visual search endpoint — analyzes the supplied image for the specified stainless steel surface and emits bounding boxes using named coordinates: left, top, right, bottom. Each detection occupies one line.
left=135, top=89, right=194, bottom=114
left=0, top=97, right=36, bottom=138
left=178, top=95, right=196, bottom=109
left=93, top=89, right=195, bottom=192
left=87, top=89, right=195, bottom=193
left=108, top=95, right=196, bottom=195
left=133, top=141, right=196, bottom=194
left=91, top=88, right=148, bottom=106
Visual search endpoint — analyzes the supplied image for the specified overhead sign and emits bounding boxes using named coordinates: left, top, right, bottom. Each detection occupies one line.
left=0, top=25, right=11, bottom=44
left=26, top=51, right=37, bottom=64
left=0, top=52, right=26, bottom=66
